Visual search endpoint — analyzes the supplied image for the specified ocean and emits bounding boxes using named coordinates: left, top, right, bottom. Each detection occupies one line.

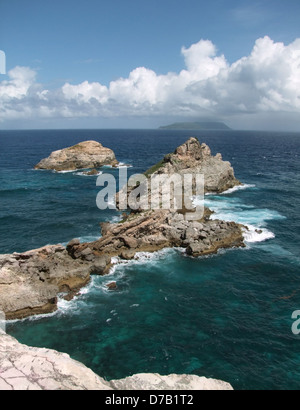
left=0, top=129, right=299, bottom=390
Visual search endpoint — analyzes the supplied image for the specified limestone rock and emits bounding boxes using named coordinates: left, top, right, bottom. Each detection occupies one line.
left=0, top=333, right=112, bottom=390
left=109, top=373, right=233, bottom=391
left=0, top=245, right=94, bottom=319
left=0, top=333, right=233, bottom=390
left=35, top=140, right=118, bottom=171
left=0, top=137, right=245, bottom=321
left=90, top=209, right=245, bottom=259
left=145, top=137, right=241, bottom=194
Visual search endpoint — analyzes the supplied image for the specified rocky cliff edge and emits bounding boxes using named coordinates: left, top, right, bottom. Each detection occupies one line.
left=0, top=332, right=233, bottom=390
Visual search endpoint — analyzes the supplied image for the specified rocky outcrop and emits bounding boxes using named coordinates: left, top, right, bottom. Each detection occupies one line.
left=0, top=210, right=245, bottom=320
left=35, top=140, right=118, bottom=171
left=144, top=137, right=241, bottom=194
left=78, top=209, right=245, bottom=259
left=0, top=138, right=246, bottom=320
left=0, top=333, right=233, bottom=390
left=0, top=245, right=110, bottom=320
left=109, top=373, right=233, bottom=391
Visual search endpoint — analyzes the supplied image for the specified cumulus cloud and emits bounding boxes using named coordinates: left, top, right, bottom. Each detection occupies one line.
left=0, top=36, right=300, bottom=126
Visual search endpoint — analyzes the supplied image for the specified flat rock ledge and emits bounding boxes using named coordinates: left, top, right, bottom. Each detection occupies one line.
left=0, top=332, right=233, bottom=390
left=35, top=140, right=118, bottom=171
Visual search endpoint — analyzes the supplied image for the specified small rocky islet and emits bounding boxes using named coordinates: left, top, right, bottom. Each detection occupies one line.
left=0, top=136, right=245, bottom=390
left=34, top=140, right=119, bottom=172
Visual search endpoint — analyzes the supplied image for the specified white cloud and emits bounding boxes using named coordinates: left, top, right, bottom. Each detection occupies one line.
left=1, top=36, right=300, bottom=128
left=0, top=66, right=36, bottom=100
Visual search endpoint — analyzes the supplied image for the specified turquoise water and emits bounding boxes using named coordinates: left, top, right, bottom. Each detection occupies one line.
left=1, top=129, right=300, bottom=390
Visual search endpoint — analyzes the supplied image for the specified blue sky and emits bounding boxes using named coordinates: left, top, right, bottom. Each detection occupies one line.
left=0, top=0, right=300, bottom=130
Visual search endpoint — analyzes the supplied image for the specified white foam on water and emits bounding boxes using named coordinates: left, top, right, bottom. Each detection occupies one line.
left=56, top=278, right=94, bottom=316
left=52, top=169, right=74, bottom=174
left=205, top=184, right=256, bottom=197
left=74, top=170, right=103, bottom=177
left=61, top=235, right=101, bottom=247
left=195, top=186, right=286, bottom=245
left=115, top=162, right=133, bottom=168
left=221, top=184, right=256, bottom=195
left=242, top=225, right=275, bottom=244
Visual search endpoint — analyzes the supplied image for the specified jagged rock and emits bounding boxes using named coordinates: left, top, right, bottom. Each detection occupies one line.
left=0, top=333, right=233, bottom=390
left=120, top=249, right=136, bottom=260
left=106, top=281, right=117, bottom=290
left=145, top=137, right=241, bottom=194
left=0, top=138, right=245, bottom=320
left=92, top=256, right=111, bottom=275
left=0, top=333, right=112, bottom=390
left=110, top=373, right=233, bottom=391
left=0, top=245, right=94, bottom=319
left=35, top=140, right=118, bottom=171
left=90, top=210, right=245, bottom=260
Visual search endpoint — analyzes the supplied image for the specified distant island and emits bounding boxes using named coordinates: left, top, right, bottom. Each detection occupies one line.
left=159, top=121, right=231, bottom=130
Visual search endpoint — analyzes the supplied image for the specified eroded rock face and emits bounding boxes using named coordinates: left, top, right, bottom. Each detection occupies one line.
left=35, top=140, right=118, bottom=171
left=145, top=137, right=241, bottom=194
left=0, top=245, right=96, bottom=320
left=88, top=209, right=245, bottom=258
left=0, top=210, right=245, bottom=320
left=109, top=373, right=233, bottom=391
left=0, top=332, right=112, bottom=390
left=0, top=333, right=233, bottom=390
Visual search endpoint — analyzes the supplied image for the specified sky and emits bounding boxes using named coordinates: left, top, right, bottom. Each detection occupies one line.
left=0, top=0, right=300, bottom=130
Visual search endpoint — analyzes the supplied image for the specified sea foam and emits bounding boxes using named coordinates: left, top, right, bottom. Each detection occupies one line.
left=196, top=186, right=286, bottom=245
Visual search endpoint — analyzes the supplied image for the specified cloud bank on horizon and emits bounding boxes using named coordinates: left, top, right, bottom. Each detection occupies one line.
left=1, top=36, right=300, bottom=129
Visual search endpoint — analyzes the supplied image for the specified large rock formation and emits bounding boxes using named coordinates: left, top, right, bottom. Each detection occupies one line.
left=0, top=137, right=246, bottom=320
left=35, top=140, right=118, bottom=171
left=0, top=211, right=245, bottom=320
left=144, top=137, right=241, bottom=194
left=81, top=209, right=245, bottom=259
left=0, top=333, right=233, bottom=390
left=0, top=245, right=110, bottom=320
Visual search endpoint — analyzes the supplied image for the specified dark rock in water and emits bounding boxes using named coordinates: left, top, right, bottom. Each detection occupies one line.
left=84, top=168, right=99, bottom=175
left=106, top=281, right=117, bottom=290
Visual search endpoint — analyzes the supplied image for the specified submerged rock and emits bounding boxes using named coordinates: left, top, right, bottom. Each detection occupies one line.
left=35, top=140, right=118, bottom=171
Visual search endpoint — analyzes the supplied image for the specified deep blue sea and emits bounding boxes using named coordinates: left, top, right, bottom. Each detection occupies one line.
left=1, top=129, right=300, bottom=390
